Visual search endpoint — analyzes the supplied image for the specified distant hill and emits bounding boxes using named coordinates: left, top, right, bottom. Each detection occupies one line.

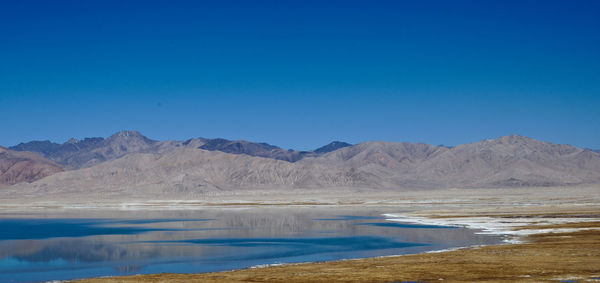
left=10, top=131, right=352, bottom=167
left=407, top=135, right=600, bottom=187
left=4, top=133, right=600, bottom=197
left=0, top=146, right=63, bottom=185
left=314, top=141, right=353, bottom=154
left=199, top=138, right=305, bottom=162
left=198, top=139, right=353, bottom=162
left=9, top=130, right=191, bottom=169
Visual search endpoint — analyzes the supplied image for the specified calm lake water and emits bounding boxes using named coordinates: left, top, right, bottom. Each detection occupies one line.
left=0, top=208, right=502, bottom=283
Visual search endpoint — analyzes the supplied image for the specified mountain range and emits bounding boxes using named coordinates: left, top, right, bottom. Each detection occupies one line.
left=9, top=131, right=353, bottom=169
left=2, top=131, right=600, bottom=196
left=0, top=146, right=63, bottom=185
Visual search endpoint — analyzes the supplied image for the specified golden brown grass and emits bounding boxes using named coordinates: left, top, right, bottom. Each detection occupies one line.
left=75, top=214, right=600, bottom=283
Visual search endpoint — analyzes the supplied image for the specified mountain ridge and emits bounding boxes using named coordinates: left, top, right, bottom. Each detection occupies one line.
left=4, top=132, right=600, bottom=192
left=0, top=146, right=63, bottom=186
left=9, top=131, right=355, bottom=167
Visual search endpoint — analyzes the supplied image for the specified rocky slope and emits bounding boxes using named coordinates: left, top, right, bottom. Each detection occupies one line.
left=10, top=131, right=351, bottom=167
left=198, top=138, right=305, bottom=162
left=198, top=139, right=353, bottom=162
left=11, top=147, right=381, bottom=200
left=9, top=131, right=201, bottom=169
left=313, top=141, right=353, bottom=154
left=0, top=147, right=63, bottom=186
left=4, top=133, right=600, bottom=197
left=410, top=135, right=600, bottom=187
left=300, top=136, right=600, bottom=188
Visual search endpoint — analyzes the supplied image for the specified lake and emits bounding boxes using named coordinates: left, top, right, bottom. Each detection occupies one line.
left=0, top=207, right=502, bottom=282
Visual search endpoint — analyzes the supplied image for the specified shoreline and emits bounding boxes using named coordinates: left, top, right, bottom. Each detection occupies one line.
left=72, top=205, right=600, bottom=282
left=383, top=212, right=600, bottom=244
left=2, top=185, right=598, bottom=213
left=0, top=185, right=594, bottom=282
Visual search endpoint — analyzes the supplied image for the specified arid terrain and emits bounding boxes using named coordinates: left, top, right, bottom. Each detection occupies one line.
left=2, top=132, right=599, bottom=282
left=1, top=131, right=600, bottom=205
left=0, top=146, right=63, bottom=185
left=3, top=0, right=598, bottom=281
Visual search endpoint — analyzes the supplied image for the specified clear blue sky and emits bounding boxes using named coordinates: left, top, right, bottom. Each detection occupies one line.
left=1, top=0, right=599, bottom=150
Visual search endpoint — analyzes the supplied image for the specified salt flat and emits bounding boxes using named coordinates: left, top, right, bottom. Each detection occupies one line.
left=1, top=185, right=598, bottom=212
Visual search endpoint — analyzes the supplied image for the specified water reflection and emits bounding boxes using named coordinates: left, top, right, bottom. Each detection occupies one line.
left=356, top=222, right=456, bottom=229
left=0, top=219, right=201, bottom=241
left=0, top=208, right=502, bottom=282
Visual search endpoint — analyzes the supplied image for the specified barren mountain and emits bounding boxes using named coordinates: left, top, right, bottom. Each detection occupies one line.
left=304, top=136, right=600, bottom=188
left=10, top=131, right=350, bottom=168
left=5, top=135, right=600, bottom=202
left=313, top=141, right=353, bottom=154
left=198, top=139, right=353, bottom=162
left=301, top=142, right=450, bottom=187
left=4, top=133, right=600, bottom=201
left=410, top=135, right=600, bottom=187
left=9, top=130, right=200, bottom=169
left=199, top=138, right=306, bottom=162
left=0, top=146, right=63, bottom=186
left=12, top=147, right=380, bottom=200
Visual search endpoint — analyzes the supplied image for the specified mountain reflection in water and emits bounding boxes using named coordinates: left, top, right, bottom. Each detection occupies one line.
left=0, top=208, right=502, bottom=282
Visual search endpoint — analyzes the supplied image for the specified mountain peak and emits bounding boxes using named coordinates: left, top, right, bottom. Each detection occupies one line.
left=8, top=140, right=62, bottom=156
left=498, top=134, right=534, bottom=141
left=110, top=130, right=145, bottom=138
left=198, top=138, right=302, bottom=161
left=314, top=141, right=353, bottom=154
left=4, top=133, right=600, bottom=189
left=478, top=135, right=539, bottom=146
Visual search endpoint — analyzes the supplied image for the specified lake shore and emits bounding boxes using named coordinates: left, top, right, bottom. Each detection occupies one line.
left=2, top=185, right=599, bottom=213
left=70, top=186, right=600, bottom=283
left=76, top=222, right=600, bottom=282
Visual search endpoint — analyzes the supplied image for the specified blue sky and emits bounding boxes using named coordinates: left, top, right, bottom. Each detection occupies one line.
left=1, top=0, right=599, bottom=150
